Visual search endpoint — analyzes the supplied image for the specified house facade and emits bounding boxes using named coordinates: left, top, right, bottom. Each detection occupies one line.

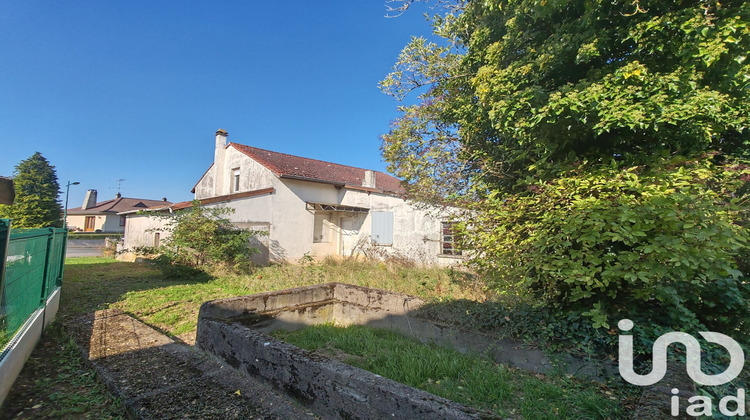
left=66, top=190, right=172, bottom=233
left=121, top=129, right=462, bottom=265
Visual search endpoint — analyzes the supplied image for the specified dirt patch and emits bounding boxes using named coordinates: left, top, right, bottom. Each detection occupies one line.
left=175, top=330, right=196, bottom=346
left=0, top=324, right=125, bottom=420
left=64, top=310, right=318, bottom=420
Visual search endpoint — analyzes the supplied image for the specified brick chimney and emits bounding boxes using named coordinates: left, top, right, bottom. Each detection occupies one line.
left=82, top=189, right=98, bottom=210
left=214, top=129, right=228, bottom=195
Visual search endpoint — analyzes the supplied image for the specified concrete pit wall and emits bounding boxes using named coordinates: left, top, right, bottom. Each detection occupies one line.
left=196, top=283, right=614, bottom=419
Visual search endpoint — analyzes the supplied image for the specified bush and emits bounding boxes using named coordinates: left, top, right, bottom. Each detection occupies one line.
left=460, top=156, right=750, bottom=344
left=155, top=202, right=263, bottom=274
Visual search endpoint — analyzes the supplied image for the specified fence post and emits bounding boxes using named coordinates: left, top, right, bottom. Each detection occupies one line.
left=39, top=228, right=55, bottom=307
left=57, top=229, right=67, bottom=287
left=0, top=219, right=10, bottom=332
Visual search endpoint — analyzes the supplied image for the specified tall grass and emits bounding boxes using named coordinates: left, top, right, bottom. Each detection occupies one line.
left=62, top=257, right=485, bottom=338
left=274, top=324, right=630, bottom=419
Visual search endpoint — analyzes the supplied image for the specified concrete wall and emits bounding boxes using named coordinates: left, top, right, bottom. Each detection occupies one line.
left=0, top=288, right=60, bottom=407
left=121, top=213, right=169, bottom=252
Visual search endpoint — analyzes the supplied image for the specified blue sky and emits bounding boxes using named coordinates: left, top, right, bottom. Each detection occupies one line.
left=0, top=1, right=435, bottom=207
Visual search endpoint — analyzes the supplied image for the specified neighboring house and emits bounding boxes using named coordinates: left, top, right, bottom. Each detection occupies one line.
left=66, top=190, right=171, bottom=233
left=121, top=129, right=463, bottom=265
left=0, top=176, right=14, bottom=205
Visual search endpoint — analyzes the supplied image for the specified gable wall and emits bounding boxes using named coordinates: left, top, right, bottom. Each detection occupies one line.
left=194, top=147, right=276, bottom=200
left=193, top=166, right=215, bottom=199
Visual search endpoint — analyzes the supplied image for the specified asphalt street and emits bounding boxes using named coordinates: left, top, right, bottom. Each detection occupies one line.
left=66, top=247, right=104, bottom=258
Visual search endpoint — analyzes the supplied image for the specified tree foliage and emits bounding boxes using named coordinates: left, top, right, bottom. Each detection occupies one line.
left=383, top=0, right=750, bottom=335
left=156, top=202, right=261, bottom=273
left=462, top=156, right=750, bottom=335
left=0, top=152, right=62, bottom=228
left=382, top=0, right=750, bottom=197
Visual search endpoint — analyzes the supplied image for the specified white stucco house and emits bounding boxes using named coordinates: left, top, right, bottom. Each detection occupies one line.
left=120, top=129, right=462, bottom=265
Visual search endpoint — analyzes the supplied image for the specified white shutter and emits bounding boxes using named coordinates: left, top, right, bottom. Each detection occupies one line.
left=371, top=211, right=393, bottom=245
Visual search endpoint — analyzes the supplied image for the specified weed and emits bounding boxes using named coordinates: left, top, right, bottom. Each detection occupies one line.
left=273, top=324, right=636, bottom=419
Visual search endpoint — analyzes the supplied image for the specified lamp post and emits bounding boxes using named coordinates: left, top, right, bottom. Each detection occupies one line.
left=64, top=181, right=80, bottom=229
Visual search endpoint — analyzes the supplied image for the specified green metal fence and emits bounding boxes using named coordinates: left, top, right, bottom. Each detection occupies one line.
left=0, top=219, right=67, bottom=349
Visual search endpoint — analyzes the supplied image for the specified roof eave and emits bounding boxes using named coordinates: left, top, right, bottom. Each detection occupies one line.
left=279, top=174, right=345, bottom=188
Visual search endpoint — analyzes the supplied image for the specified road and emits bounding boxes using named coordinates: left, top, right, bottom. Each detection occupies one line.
left=66, top=247, right=104, bottom=258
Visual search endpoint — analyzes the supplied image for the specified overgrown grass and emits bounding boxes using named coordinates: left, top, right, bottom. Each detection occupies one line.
left=0, top=323, right=126, bottom=420
left=273, top=324, right=632, bottom=419
left=62, top=256, right=485, bottom=338
left=53, top=256, right=640, bottom=416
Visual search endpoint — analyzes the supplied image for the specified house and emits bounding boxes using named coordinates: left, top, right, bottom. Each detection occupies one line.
left=0, top=177, right=13, bottom=205
left=66, top=190, right=172, bottom=233
left=121, top=129, right=463, bottom=265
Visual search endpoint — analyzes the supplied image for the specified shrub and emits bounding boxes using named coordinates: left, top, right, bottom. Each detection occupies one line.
left=156, top=202, right=263, bottom=274
left=460, top=156, right=750, bottom=344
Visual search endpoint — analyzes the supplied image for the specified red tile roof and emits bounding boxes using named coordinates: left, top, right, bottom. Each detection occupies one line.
left=230, top=143, right=405, bottom=194
left=68, top=197, right=173, bottom=214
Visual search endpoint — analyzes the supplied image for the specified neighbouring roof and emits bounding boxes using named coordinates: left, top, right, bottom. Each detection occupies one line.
left=68, top=196, right=173, bottom=215
left=192, top=143, right=406, bottom=195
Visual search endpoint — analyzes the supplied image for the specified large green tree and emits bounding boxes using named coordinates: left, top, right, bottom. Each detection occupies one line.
left=382, top=0, right=750, bottom=197
left=0, top=152, right=62, bottom=228
left=383, top=0, right=750, bottom=336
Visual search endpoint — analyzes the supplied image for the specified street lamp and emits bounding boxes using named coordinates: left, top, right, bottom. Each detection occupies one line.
left=64, top=181, right=80, bottom=229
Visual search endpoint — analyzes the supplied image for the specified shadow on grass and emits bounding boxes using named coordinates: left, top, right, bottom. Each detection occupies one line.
left=60, top=257, right=212, bottom=320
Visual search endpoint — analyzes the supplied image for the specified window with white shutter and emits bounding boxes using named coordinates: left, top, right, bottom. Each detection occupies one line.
left=371, top=211, right=393, bottom=246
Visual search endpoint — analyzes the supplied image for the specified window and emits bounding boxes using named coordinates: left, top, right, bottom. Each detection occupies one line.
left=313, top=213, right=334, bottom=243
left=231, top=168, right=240, bottom=193
left=371, top=211, right=393, bottom=246
left=441, top=222, right=461, bottom=256
left=119, top=215, right=126, bottom=227
left=153, top=232, right=161, bottom=248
